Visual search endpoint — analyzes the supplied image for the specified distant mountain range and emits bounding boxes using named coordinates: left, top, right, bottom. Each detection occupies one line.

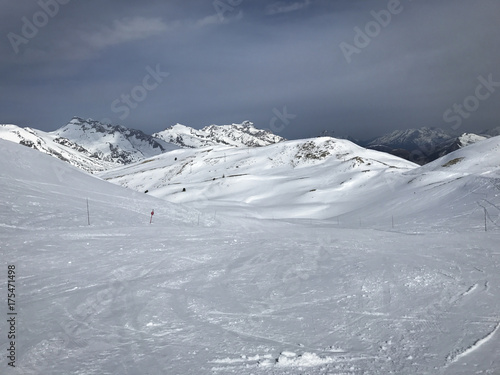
left=0, top=123, right=112, bottom=172
left=1, top=117, right=498, bottom=173
left=153, top=121, right=285, bottom=148
left=0, top=117, right=283, bottom=173
left=359, top=127, right=494, bottom=165
left=0, top=117, right=178, bottom=172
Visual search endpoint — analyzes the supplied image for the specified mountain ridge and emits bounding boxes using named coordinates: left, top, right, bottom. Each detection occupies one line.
left=98, top=133, right=500, bottom=221
left=361, top=127, right=489, bottom=164
left=0, top=118, right=288, bottom=172
left=98, top=136, right=419, bottom=218
left=53, top=117, right=177, bottom=165
left=153, top=120, right=285, bottom=148
left=1, top=117, right=496, bottom=174
left=0, top=123, right=114, bottom=172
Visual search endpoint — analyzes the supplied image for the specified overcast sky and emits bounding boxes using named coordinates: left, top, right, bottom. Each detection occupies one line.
left=1, top=0, right=499, bottom=140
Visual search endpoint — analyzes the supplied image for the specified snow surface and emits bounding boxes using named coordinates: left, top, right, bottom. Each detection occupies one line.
left=100, top=136, right=500, bottom=228
left=1, top=138, right=500, bottom=374
left=99, top=137, right=419, bottom=220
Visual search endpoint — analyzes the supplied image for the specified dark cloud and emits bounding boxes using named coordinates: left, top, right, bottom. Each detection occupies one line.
left=1, top=0, right=499, bottom=140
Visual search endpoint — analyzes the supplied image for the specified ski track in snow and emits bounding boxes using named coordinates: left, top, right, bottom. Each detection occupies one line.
left=446, top=322, right=500, bottom=365
left=461, top=283, right=479, bottom=297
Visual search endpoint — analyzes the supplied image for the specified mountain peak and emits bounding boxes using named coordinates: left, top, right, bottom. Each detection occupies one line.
left=53, top=117, right=177, bottom=165
left=62, top=117, right=128, bottom=135
left=153, top=122, right=285, bottom=148
left=363, top=126, right=488, bottom=165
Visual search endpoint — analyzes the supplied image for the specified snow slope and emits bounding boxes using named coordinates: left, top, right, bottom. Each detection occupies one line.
left=99, top=134, right=500, bottom=233
left=99, top=137, right=419, bottom=219
left=1, top=139, right=499, bottom=374
left=337, top=136, right=500, bottom=233
left=153, top=121, right=285, bottom=148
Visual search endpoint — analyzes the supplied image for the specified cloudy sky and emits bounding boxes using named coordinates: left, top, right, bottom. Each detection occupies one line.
left=1, top=0, right=499, bottom=140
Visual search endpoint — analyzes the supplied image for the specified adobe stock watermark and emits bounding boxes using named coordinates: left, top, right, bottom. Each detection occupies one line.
left=443, top=74, right=500, bottom=130
left=213, top=0, right=243, bottom=23
left=339, top=0, right=412, bottom=64
left=269, top=106, right=297, bottom=134
left=7, top=0, right=72, bottom=55
left=105, top=64, right=169, bottom=122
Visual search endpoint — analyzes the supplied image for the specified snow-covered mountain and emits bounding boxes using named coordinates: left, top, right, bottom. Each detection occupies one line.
left=153, top=121, right=285, bottom=148
left=0, top=123, right=114, bottom=172
left=430, top=132, right=488, bottom=159
left=54, top=117, right=178, bottom=165
left=0, top=117, right=179, bottom=172
left=367, top=127, right=452, bottom=149
left=364, top=127, right=487, bottom=165
left=1, top=118, right=286, bottom=174
left=100, top=133, right=500, bottom=223
left=2, top=136, right=500, bottom=374
left=100, top=137, right=418, bottom=219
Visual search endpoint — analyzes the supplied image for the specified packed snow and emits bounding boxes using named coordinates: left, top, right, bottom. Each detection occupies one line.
left=1, top=137, right=499, bottom=374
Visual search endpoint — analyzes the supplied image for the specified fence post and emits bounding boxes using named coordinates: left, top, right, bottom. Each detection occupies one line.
left=87, top=198, right=90, bottom=226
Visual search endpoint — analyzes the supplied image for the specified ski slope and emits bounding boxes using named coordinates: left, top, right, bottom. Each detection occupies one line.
left=100, top=135, right=500, bottom=230
left=99, top=137, right=419, bottom=220
left=1, top=139, right=499, bottom=374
